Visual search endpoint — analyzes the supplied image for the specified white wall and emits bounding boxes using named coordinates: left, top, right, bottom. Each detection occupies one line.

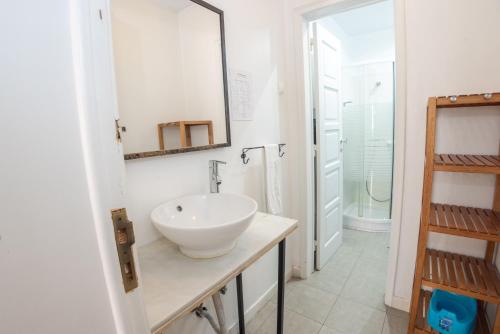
left=394, top=0, right=500, bottom=304
left=320, top=21, right=394, bottom=66
left=123, top=0, right=290, bottom=332
left=0, top=1, right=119, bottom=333
left=349, top=28, right=394, bottom=64
left=319, top=0, right=394, bottom=66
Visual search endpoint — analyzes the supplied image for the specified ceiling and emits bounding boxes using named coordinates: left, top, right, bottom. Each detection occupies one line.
left=327, top=0, right=394, bottom=36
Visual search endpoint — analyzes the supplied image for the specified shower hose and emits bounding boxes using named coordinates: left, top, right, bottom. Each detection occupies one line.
left=365, top=179, right=391, bottom=202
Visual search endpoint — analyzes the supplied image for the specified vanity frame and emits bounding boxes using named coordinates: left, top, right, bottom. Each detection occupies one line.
left=139, top=213, right=296, bottom=334
left=123, top=0, right=231, bottom=161
left=236, top=240, right=287, bottom=334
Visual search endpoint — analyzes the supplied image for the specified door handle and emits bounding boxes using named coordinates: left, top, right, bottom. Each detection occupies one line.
left=111, top=208, right=138, bottom=293
left=340, top=138, right=347, bottom=152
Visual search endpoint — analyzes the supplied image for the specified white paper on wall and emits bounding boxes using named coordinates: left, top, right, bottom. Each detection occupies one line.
left=229, top=70, right=254, bottom=121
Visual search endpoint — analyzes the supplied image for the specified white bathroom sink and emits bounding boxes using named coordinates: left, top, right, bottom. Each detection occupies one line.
left=151, top=193, right=258, bottom=258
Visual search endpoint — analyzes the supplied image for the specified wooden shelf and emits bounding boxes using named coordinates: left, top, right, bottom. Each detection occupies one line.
left=408, top=93, right=500, bottom=333
left=434, top=154, right=500, bottom=174
left=415, top=290, right=490, bottom=334
left=157, top=120, right=214, bottom=150
left=436, top=93, right=500, bottom=108
left=422, top=249, right=500, bottom=304
left=429, top=204, right=500, bottom=242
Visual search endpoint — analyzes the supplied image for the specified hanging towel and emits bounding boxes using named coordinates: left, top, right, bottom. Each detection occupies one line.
left=264, top=144, right=282, bottom=215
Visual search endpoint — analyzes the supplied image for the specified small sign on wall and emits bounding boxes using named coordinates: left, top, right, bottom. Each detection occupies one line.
left=229, top=69, right=254, bottom=121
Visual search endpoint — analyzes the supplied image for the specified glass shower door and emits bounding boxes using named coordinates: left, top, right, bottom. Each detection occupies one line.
left=342, top=61, right=394, bottom=226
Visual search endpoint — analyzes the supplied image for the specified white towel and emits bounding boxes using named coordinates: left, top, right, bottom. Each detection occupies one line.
left=264, top=144, right=282, bottom=215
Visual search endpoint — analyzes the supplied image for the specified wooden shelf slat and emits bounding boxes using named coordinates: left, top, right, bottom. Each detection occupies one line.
left=436, top=92, right=500, bottom=108
left=415, top=290, right=490, bottom=333
left=429, top=203, right=500, bottom=241
left=434, top=154, right=500, bottom=174
left=422, top=249, right=500, bottom=304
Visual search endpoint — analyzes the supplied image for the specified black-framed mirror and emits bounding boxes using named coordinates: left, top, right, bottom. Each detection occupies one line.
left=110, top=0, right=230, bottom=160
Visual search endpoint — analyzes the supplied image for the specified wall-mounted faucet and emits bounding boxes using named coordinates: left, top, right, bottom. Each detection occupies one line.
left=209, top=160, right=226, bottom=193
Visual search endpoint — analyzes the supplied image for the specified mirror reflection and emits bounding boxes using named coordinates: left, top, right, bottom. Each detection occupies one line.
left=111, top=0, right=229, bottom=157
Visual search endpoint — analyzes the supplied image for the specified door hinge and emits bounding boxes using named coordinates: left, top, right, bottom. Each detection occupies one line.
left=309, top=39, right=315, bottom=52
left=114, top=119, right=122, bottom=143
left=111, top=208, right=138, bottom=293
left=313, top=240, right=318, bottom=252
left=312, top=107, right=319, bottom=121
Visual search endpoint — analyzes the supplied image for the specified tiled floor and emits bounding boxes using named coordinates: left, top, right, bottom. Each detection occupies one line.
left=246, top=229, right=409, bottom=334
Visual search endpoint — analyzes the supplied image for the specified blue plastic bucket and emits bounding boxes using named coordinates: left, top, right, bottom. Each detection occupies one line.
left=427, top=290, right=477, bottom=334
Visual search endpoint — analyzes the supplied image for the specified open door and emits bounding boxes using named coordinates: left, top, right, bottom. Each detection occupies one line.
left=80, top=1, right=150, bottom=332
left=312, top=22, right=343, bottom=270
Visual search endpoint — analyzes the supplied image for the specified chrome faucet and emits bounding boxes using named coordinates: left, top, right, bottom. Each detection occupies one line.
left=209, top=160, right=226, bottom=193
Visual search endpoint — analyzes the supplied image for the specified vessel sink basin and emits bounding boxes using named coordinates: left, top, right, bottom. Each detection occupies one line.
left=151, top=193, right=258, bottom=258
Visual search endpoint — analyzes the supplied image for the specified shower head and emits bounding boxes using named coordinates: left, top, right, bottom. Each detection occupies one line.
left=369, top=81, right=382, bottom=95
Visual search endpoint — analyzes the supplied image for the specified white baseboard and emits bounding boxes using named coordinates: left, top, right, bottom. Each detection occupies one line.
left=291, top=265, right=302, bottom=278
left=227, top=269, right=293, bottom=333
left=389, top=295, right=410, bottom=312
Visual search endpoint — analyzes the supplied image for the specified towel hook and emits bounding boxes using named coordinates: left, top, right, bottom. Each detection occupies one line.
left=241, top=149, right=251, bottom=164
left=278, top=144, right=285, bottom=158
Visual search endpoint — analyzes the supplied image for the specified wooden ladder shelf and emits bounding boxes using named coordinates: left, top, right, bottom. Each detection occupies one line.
left=408, top=93, right=500, bottom=334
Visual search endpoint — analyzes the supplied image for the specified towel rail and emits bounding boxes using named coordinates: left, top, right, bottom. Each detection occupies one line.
left=241, top=144, right=286, bottom=164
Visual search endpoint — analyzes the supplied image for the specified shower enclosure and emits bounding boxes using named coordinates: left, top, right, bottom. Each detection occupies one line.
left=342, top=61, right=394, bottom=232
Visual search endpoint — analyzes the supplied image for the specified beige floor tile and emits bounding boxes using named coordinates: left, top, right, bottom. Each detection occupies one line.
left=324, top=245, right=362, bottom=273
left=318, top=325, right=345, bottom=334
left=386, top=307, right=409, bottom=321
left=343, top=228, right=371, bottom=240
left=351, top=257, right=388, bottom=281
left=256, top=308, right=322, bottom=334
left=269, top=279, right=295, bottom=303
left=289, top=266, right=351, bottom=295
left=253, top=229, right=392, bottom=334
left=246, top=301, right=276, bottom=334
left=382, top=311, right=409, bottom=334
left=361, top=244, right=390, bottom=262
left=342, top=229, right=370, bottom=253
left=324, top=298, right=386, bottom=334
left=285, top=284, right=338, bottom=323
left=341, top=273, right=386, bottom=311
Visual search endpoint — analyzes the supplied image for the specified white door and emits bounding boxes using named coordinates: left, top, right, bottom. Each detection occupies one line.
left=312, top=23, right=343, bottom=270
left=83, top=1, right=150, bottom=332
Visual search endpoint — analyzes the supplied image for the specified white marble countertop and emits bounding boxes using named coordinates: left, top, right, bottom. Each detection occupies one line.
left=138, top=212, right=298, bottom=333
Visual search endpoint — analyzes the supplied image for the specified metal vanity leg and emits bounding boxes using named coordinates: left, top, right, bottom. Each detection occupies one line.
left=236, top=273, right=245, bottom=334
left=277, top=239, right=286, bottom=334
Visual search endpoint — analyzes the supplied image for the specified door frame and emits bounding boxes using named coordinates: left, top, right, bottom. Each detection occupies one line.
left=285, top=0, right=407, bottom=310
